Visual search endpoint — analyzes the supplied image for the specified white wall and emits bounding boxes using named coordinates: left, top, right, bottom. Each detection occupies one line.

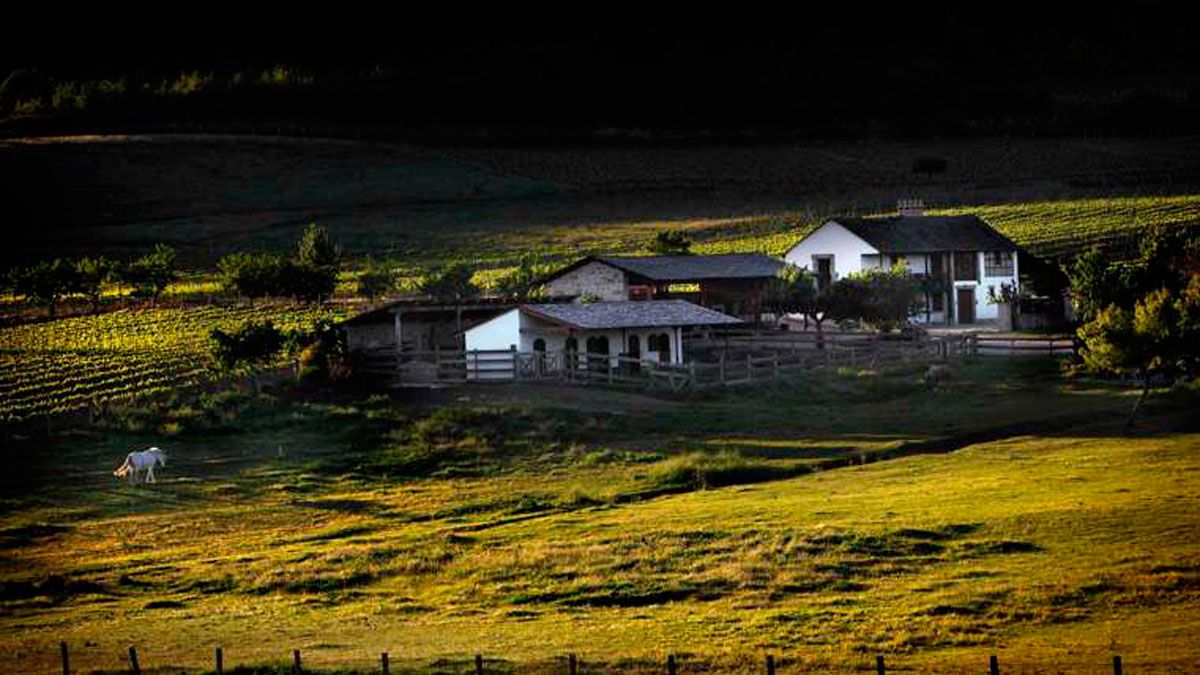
left=464, top=308, right=521, bottom=352
left=544, top=261, right=628, bottom=301
left=785, top=221, right=878, bottom=282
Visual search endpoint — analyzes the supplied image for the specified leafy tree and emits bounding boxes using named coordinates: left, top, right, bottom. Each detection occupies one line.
left=650, top=230, right=692, bottom=255
left=210, top=321, right=284, bottom=390
left=494, top=254, right=549, bottom=301
left=355, top=257, right=395, bottom=302
left=74, top=256, right=116, bottom=314
left=10, top=258, right=78, bottom=317
left=278, top=259, right=337, bottom=302
left=217, top=252, right=284, bottom=302
left=122, top=244, right=178, bottom=302
left=284, top=319, right=352, bottom=381
left=1077, top=287, right=1193, bottom=427
left=761, top=264, right=832, bottom=344
left=419, top=264, right=480, bottom=302
left=827, top=266, right=921, bottom=332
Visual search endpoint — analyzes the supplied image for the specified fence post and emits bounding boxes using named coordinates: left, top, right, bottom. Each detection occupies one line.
left=128, top=646, right=141, bottom=675
left=766, top=654, right=775, bottom=675
left=718, top=353, right=726, bottom=384
left=667, top=654, right=677, bottom=675
left=60, top=642, right=69, bottom=675
left=1112, top=655, right=1123, bottom=675
left=293, top=649, right=302, bottom=673
left=381, top=652, right=389, bottom=675
left=689, top=361, right=697, bottom=390
left=215, top=646, right=223, bottom=673
left=475, top=653, right=484, bottom=674
left=989, top=654, right=1000, bottom=675
left=875, top=655, right=885, bottom=675
left=773, top=355, right=779, bottom=378
left=747, top=354, right=753, bottom=381
left=569, top=653, right=577, bottom=675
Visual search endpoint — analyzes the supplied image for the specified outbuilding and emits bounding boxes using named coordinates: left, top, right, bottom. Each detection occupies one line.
left=464, top=299, right=741, bottom=375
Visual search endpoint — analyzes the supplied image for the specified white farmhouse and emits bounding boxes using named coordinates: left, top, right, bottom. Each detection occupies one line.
left=784, top=204, right=1020, bottom=324
left=464, top=299, right=741, bottom=377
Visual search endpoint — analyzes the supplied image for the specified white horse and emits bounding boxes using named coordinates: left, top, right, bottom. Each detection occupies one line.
left=113, top=447, right=168, bottom=484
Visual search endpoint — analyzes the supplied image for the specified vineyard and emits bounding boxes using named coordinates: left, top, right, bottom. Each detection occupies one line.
left=0, top=305, right=344, bottom=424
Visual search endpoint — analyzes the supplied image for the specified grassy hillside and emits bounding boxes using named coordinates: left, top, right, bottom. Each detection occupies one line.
left=3, top=362, right=1198, bottom=672
left=4, top=135, right=1200, bottom=273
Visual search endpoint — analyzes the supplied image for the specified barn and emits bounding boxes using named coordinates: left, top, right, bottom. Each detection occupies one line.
left=539, top=254, right=784, bottom=320
left=463, top=299, right=741, bottom=374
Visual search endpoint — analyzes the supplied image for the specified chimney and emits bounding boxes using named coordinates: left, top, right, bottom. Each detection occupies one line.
left=897, top=198, right=925, bottom=217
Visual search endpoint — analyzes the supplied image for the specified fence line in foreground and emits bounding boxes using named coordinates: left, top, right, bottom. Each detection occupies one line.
left=68, top=642, right=1133, bottom=674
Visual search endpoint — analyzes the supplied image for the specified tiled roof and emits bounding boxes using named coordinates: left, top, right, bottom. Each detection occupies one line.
left=830, top=215, right=1017, bottom=253
left=595, top=253, right=785, bottom=281
left=522, top=300, right=742, bottom=329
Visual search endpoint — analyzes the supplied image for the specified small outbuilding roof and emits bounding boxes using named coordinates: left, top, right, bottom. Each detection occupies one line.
left=826, top=215, right=1017, bottom=253
left=521, top=300, right=742, bottom=330
left=542, top=253, right=785, bottom=285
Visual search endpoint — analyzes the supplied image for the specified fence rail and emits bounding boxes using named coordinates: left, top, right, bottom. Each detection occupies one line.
left=61, top=642, right=1136, bottom=675
left=354, top=332, right=978, bottom=391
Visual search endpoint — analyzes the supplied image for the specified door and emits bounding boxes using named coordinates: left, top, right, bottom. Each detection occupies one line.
left=956, top=288, right=976, bottom=324
left=814, top=256, right=833, bottom=290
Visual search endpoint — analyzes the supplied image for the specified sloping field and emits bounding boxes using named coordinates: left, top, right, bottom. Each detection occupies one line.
left=4, top=134, right=1200, bottom=270
left=1, top=365, right=1197, bottom=672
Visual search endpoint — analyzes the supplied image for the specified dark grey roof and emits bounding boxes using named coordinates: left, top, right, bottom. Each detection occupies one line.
left=829, top=215, right=1017, bottom=253
left=522, top=300, right=742, bottom=330
left=595, top=253, right=785, bottom=281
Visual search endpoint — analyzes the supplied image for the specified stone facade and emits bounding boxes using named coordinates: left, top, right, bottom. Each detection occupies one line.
left=544, top=261, right=628, bottom=300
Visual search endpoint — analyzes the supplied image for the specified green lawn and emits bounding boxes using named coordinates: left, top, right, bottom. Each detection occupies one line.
left=2, top=361, right=1198, bottom=672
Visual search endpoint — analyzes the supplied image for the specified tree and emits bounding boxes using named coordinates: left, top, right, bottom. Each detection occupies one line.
left=494, top=254, right=548, bottom=301
left=355, top=257, right=395, bottom=302
left=217, top=252, right=284, bottom=302
left=650, top=230, right=692, bottom=255
left=210, top=321, right=285, bottom=391
left=122, top=244, right=178, bottom=302
left=827, top=266, right=921, bottom=332
left=296, top=222, right=341, bottom=269
left=419, top=264, right=480, bottom=302
left=74, top=256, right=116, bottom=314
left=1077, top=289, right=1180, bottom=427
left=420, top=264, right=480, bottom=336
left=761, top=264, right=832, bottom=344
left=293, top=223, right=340, bottom=302
left=10, top=258, right=77, bottom=317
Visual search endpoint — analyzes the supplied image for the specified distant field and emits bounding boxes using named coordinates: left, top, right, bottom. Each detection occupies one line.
left=0, top=305, right=343, bottom=424
left=4, top=134, right=1200, bottom=273
left=1, top=362, right=1197, bottom=672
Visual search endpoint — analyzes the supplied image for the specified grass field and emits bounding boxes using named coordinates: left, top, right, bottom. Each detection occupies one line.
left=2, top=361, right=1198, bottom=672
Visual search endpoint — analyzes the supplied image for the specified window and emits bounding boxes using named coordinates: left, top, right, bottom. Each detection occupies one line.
left=564, top=337, right=579, bottom=370
left=953, top=252, right=978, bottom=281
left=932, top=292, right=944, bottom=311
left=984, top=251, right=1014, bottom=277
left=532, top=338, right=546, bottom=352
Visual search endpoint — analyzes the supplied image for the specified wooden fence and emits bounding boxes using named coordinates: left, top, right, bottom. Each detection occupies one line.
left=974, top=334, right=1074, bottom=357
left=354, top=333, right=976, bottom=392
left=67, top=642, right=1135, bottom=675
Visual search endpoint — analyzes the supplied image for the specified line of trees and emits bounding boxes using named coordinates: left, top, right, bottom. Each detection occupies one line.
left=5, top=244, right=178, bottom=317
left=217, top=224, right=341, bottom=303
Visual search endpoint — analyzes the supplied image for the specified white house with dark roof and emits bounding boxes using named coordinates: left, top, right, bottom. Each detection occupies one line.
left=464, top=300, right=741, bottom=375
left=539, top=253, right=784, bottom=319
left=784, top=204, right=1020, bottom=324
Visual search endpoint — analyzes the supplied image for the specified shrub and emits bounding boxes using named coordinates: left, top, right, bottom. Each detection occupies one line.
left=647, top=452, right=803, bottom=491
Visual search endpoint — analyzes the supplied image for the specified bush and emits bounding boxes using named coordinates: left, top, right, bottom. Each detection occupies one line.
left=210, top=322, right=284, bottom=371
left=647, top=452, right=803, bottom=491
